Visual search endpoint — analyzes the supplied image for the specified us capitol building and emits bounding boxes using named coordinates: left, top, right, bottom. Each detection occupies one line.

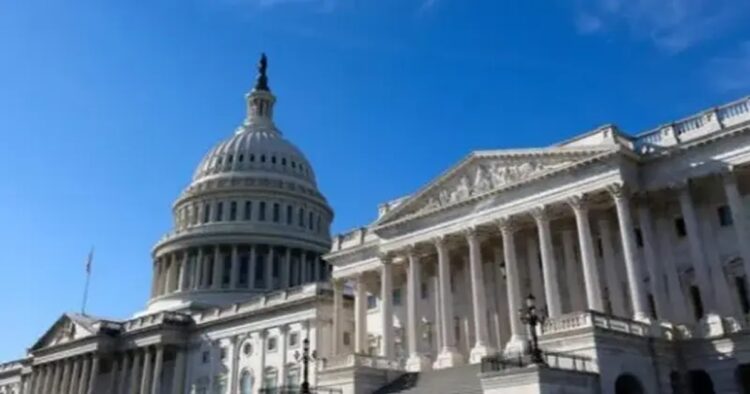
left=2, top=57, right=750, bottom=394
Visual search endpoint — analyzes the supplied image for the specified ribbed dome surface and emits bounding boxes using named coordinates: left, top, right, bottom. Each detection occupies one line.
left=192, top=125, right=316, bottom=186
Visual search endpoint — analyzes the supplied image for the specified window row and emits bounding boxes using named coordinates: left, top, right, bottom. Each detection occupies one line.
left=176, top=199, right=328, bottom=234
left=204, top=151, right=312, bottom=178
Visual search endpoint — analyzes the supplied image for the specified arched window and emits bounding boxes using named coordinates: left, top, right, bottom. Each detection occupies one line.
left=263, top=367, right=278, bottom=390
left=286, top=365, right=301, bottom=388
left=615, top=374, right=645, bottom=394
left=688, top=370, right=715, bottom=394
left=239, top=370, right=254, bottom=394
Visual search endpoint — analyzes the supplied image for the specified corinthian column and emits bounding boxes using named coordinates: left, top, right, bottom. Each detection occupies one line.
left=498, top=218, right=528, bottom=355
left=405, top=248, right=430, bottom=371
left=532, top=207, right=562, bottom=318
left=464, top=228, right=493, bottom=363
left=212, top=246, right=223, bottom=290
left=433, top=236, right=464, bottom=369
left=568, top=195, right=604, bottom=312
left=86, top=355, right=99, bottom=394
left=723, top=171, right=750, bottom=302
left=354, top=274, right=368, bottom=354
left=380, top=256, right=394, bottom=360
left=139, top=347, right=153, bottom=394
left=151, top=346, right=164, bottom=394
left=331, top=278, right=344, bottom=356
left=635, top=195, right=668, bottom=320
left=675, top=182, right=716, bottom=314
left=609, top=184, right=649, bottom=320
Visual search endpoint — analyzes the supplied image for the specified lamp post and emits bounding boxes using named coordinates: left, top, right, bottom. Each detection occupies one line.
left=294, top=338, right=317, bottom=394
left=519, top=294, right=545, bottom=364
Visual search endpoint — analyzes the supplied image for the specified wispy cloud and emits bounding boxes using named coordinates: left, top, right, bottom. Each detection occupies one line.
left=572, top=0, right=750, bottom=52
left=708, top=41, right=750, bottom=92
left=222, top=0, right=336, bottom=12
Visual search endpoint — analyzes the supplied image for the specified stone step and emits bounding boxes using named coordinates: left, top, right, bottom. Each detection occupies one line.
left=374, top=365, right=482, bottom=394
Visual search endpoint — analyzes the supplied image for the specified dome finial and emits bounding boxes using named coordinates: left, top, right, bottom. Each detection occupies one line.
left=254, top=53, right=270, bottom=91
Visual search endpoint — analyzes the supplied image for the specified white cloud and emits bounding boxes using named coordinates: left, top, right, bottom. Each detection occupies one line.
left=709, top=42, right=750, bottom=92
left=572, top=0, right=750, bottom=52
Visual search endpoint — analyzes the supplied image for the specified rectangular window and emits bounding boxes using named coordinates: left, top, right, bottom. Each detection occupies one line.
left=267, top=337, right=278, bottom=352
left=259, top=202, right=266, bottom=221
left=421, top=281, right=428, bottom=299
left=222, top=256, right=231, bottom=286
left=634, top=228, right=644, bottom=248
left=675, top=217, right=687, bottom=237
left=287, top=205, right=293, bottom=225
left=229, top=201, right=237, bottom=221
left=239, top=256, right=249, bottom=286
left=343, top=331, right=351, bottom=346
left=202, top=351, right=210, bottom=364
left=298, top=208, right=305, bottom=227
left=255, top=253, right=265, bottom=287
left=690, top=285, right=704, bottom=320
left=309, top=212, right=314, bottom=230
left=367, top=294, right=377, bottom=310
left=393, top=288, right=402, bottom=306
left=244, top=201, right=252, bottom=220
left=273, top=203, right=280, bottom=222
left=718, top=205, right=733, bottom=227
left=289, top=332, right=299, bottom=348
left=215, top=202, right=223, bottom=222
left=736, top=276, right=750, bottom=314
left=596, top=238, right=604, bottom=257
left=203, top=203, right=211, bottom=223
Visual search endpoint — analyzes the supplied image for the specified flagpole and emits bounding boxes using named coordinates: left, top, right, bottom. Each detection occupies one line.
left=81, top=247, right=94, bottom=316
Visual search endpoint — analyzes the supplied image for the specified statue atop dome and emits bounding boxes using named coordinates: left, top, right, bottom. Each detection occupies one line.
left=255, top=53, right=270, bottom=91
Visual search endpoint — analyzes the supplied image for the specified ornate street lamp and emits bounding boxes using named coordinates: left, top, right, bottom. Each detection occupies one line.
left=294, top=338, right=318, bottom=394
left=519, top=294, right=545, bottom=365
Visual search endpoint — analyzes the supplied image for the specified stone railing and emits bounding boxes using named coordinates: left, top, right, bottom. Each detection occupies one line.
left=0, top=360, right=23, bottom=376
left=481, top=351, right=594, bottom=374
left=633, top=96, right=750, bottom=154
left=540, top=311, right=655, bottom=338
left=122, top=311, right=191, bottom=333
left=320, top=353, right=402, bottom=371
left=192, top=283, right=327, bottom=324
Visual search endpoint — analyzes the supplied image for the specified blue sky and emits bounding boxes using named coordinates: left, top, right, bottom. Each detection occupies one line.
left=0, top=0, right=748, bottom=360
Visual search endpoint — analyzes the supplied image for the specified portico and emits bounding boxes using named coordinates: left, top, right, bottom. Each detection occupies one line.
left=324, top=96, right=750, bottom=391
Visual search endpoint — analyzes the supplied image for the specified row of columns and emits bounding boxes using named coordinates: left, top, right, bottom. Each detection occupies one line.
left=151, top=245, right=328, bottom=298
left=332, top=175, right=750, bottom=370
left=111, top=346, right=184, bottom=394
left=27, top=353, right=99, bottom=394
left=176, top=199, right=325, bottom=235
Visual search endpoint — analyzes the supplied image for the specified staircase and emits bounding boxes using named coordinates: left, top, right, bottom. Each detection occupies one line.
left=373, top=364, right=483, bottom=394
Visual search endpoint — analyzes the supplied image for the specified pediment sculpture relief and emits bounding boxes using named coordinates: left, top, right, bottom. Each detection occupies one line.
left=418, top=159, right=571, bottom=213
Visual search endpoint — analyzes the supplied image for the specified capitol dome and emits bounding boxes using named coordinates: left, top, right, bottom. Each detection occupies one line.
left=146, top=55, right=334, bottom=313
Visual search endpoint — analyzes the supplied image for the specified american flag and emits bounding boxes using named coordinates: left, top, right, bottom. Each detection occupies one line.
left=85, top=248, right=94, bottom=274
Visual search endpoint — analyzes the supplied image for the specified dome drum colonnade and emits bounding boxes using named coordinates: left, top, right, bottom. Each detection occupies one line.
left=328, top=170, right=750, bottom=371
left=149, top=54, right=333, bottom=310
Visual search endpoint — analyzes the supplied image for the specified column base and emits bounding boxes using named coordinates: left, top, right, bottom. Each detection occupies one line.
left=502, top=335, right=529, bottom=357
left=405, top=355, right=432, bottom=372
left=469, top=343, right=495, bottom=364
left=432, top=347, right=464, bottom=369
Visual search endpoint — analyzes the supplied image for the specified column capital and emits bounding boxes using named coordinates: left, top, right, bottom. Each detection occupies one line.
left=667, top=179, right=690, bottom=191
left=530, top=206, right=550, bottom=223
left=461, top=226, right=480, bottom=242
left=377, top=252, right=394, bottom=265
left=721, top=168, right=739, bottom=185
left=566, top=194, right=589, bottom=213
left=430, top=234, right=448, bottom=248
left=495, top=217, right=518, bottom=234
left=606, top=182, right=631, bottom=201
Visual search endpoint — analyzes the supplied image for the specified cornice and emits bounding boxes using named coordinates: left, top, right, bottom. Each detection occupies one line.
left=374, top=148, right=622, bottom=232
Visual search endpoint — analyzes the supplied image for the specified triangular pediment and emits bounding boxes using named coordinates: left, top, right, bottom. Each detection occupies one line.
left=30, top=313, right=102, bottom=351
left=376, top=146, right=619, bottom=225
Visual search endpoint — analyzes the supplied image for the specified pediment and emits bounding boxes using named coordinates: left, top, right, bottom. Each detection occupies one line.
left=31, top=313, right=101, bottom=351
left=376, top=146, right=618, bottom=225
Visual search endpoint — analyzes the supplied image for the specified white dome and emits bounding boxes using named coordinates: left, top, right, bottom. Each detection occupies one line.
left=192, top=122, right=316, bottom=187
left=148, top=56, right=333, bottom=314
